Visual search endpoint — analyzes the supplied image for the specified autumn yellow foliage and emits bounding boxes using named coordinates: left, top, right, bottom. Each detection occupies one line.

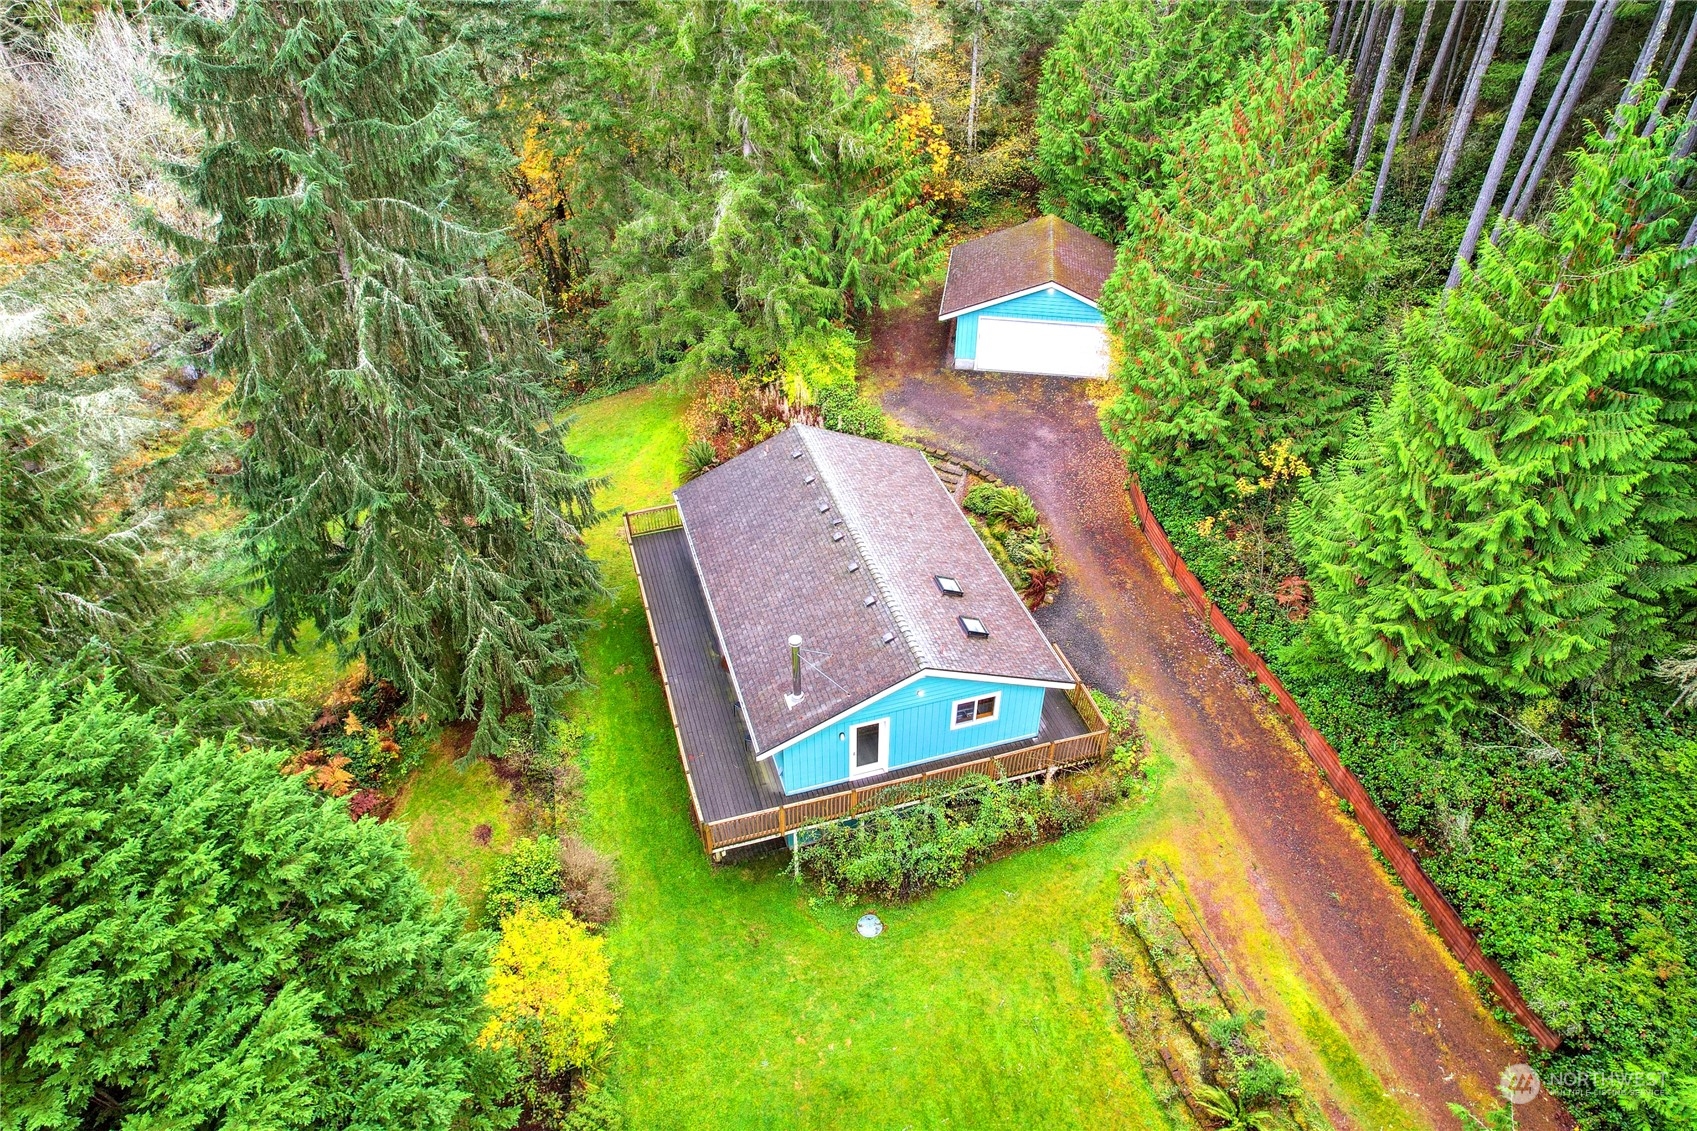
left=479, top=904, right=619, bottom=1074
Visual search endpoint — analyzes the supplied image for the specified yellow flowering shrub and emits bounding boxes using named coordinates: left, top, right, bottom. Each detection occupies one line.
left=479, top=905, right=619, bottom=1074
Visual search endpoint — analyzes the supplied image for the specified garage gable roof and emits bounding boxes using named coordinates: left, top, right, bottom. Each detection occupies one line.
left=673, top=426, right=1072, bottom=753
left=938, top=215, right=1116, bottom=320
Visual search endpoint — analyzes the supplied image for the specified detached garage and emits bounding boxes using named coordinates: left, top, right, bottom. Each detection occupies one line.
left=939, top=215, right=1115, bottom=380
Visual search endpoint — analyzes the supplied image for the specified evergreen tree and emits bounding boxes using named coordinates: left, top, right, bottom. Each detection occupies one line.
left=154, top=0, right=603, bottom=757
left=1293, top=115, right=1697, bottom=712
left=0, top=406, right=272, bottom=734
left=1098, top=16, right=1375, bottom=501
left=1, top=406, right=163, bottom=678
left=0, top=657, right=511, bottom=1130
left=1034, top=0, right=1289, bottom=239
left=577, top=0, right=942, bottom=382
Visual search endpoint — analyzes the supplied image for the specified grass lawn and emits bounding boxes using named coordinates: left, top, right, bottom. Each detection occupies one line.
left=566, top=386, right=1163, bottom=1129
left=390, top=733, right=517, bottom=923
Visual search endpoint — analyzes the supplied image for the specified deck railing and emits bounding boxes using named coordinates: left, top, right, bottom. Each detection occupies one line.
left=625, top=502, right=683, bottom=538
left=696, top=698, right=1109, bottom=855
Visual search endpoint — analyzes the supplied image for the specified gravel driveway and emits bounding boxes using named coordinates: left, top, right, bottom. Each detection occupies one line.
left=868, top=302, right=1567, bottom=1131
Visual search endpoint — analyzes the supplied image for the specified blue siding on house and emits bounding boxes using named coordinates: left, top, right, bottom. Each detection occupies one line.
left=771, top=675, right=1048, bottom=793
left=949, top=289, right=1103, bottom=364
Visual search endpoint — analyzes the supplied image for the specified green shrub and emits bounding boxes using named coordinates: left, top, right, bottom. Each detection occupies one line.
left=964, top=484, right=1057, bottom=603
left=800, top=770, right=1134, bottom=900
left=485, top=835, right=564, bottom=923
left=558, top=1087, right=623, bottom=1131
left=964, top=483, right=1038, bottom=528
left=316, top=676, right=427, bottom=791
left=780, top=326, right=857, bottom=404
left=498, top=721, right=586, bottom=833
left=814, top=381, right=888, bottom=440
left=778, top=325, right=888, bottom=440
left=1008, top=538, right=1053, bottom=571
left=1091, top=690, right=1145, bottom=771
left=681, top=439, right=717, bottom=480
left=969, top=514, right=1023, bottom=587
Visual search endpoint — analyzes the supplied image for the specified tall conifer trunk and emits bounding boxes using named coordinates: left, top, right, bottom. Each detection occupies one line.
left=1438, top=0, right=1477, bottom=111
left=1498, top=0, right=1610, bottom=232
left=1675, top=96, right=1697, bottom=160
left=1348, top=2, right=1391, bottom=150
left=1406, top=1, right=1468, bottom=152
left=1510, top=0, right=1619, bottom=220
left=1349, top=2, right=1389, bottom=111
left=1345, top=0, right=1374, bottom=64
left=1372, top=0, right=1439, bottom=217
left=1645, top=11, right=1696, bottom=133
left=1330, top=0, right=1355, bottom=53
left=1609, top=0, right=1675, bottom=138
left=1448, top=0, right=1567, bottom=287
left=966, top=0, right=982, bottom=154
left=1422, top=0, right=1507, bottom=226
left=1355, top=2, right=1407, bottom=171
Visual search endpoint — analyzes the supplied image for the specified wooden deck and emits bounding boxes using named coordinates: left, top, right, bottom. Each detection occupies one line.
left=626, top=504, right=1111, bottom=856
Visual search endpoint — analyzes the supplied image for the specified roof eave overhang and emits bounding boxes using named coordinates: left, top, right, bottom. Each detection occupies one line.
left=938, top=281, right=1102, bottom=322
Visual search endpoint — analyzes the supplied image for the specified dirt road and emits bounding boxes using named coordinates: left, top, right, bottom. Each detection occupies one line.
left=866, top=303, right=1567, bottom=1131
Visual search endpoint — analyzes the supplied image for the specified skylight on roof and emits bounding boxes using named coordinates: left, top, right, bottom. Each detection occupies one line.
left=959, top=616, right=989, bottom=638
left=935, top=575, right=963, bottom=597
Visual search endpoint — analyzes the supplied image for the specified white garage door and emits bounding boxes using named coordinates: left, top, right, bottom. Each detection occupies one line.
left=975, top=316, right=1109, bottom=379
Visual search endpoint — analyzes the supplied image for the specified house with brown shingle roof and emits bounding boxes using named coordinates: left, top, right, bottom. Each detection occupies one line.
left=623, top=425, right=1108, bottom=857
left=939, top=215, right=1116, bottom=379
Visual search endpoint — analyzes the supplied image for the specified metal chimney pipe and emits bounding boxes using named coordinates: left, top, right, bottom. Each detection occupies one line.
left=789, top=635, right=803, bottom=698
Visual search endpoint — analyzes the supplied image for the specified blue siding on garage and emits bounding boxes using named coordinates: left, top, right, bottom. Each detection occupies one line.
left=949, top=289, right=1103, bottom=364
left=771, top=675, right=1049, bottom=793
left=955, top=311, right=979, bottom=361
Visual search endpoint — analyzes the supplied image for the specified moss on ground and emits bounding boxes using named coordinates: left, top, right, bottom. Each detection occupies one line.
left=390, top=733, right=516, bottom=923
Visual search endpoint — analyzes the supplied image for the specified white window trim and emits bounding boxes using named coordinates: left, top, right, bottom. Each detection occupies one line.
left=950, top=691, right=1001, bottom=730
left=848, top=718, right=891, bottom=778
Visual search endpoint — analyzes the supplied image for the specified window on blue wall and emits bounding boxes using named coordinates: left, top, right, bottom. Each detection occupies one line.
left=952, top=693, right=999, bottom=727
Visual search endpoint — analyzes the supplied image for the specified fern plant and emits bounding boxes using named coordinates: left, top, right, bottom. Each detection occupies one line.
left=1192, top=1083, right=1276, bottom=1131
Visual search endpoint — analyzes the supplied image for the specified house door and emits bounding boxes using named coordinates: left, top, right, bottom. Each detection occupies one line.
left=850, top=719, right=888, bottom=778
